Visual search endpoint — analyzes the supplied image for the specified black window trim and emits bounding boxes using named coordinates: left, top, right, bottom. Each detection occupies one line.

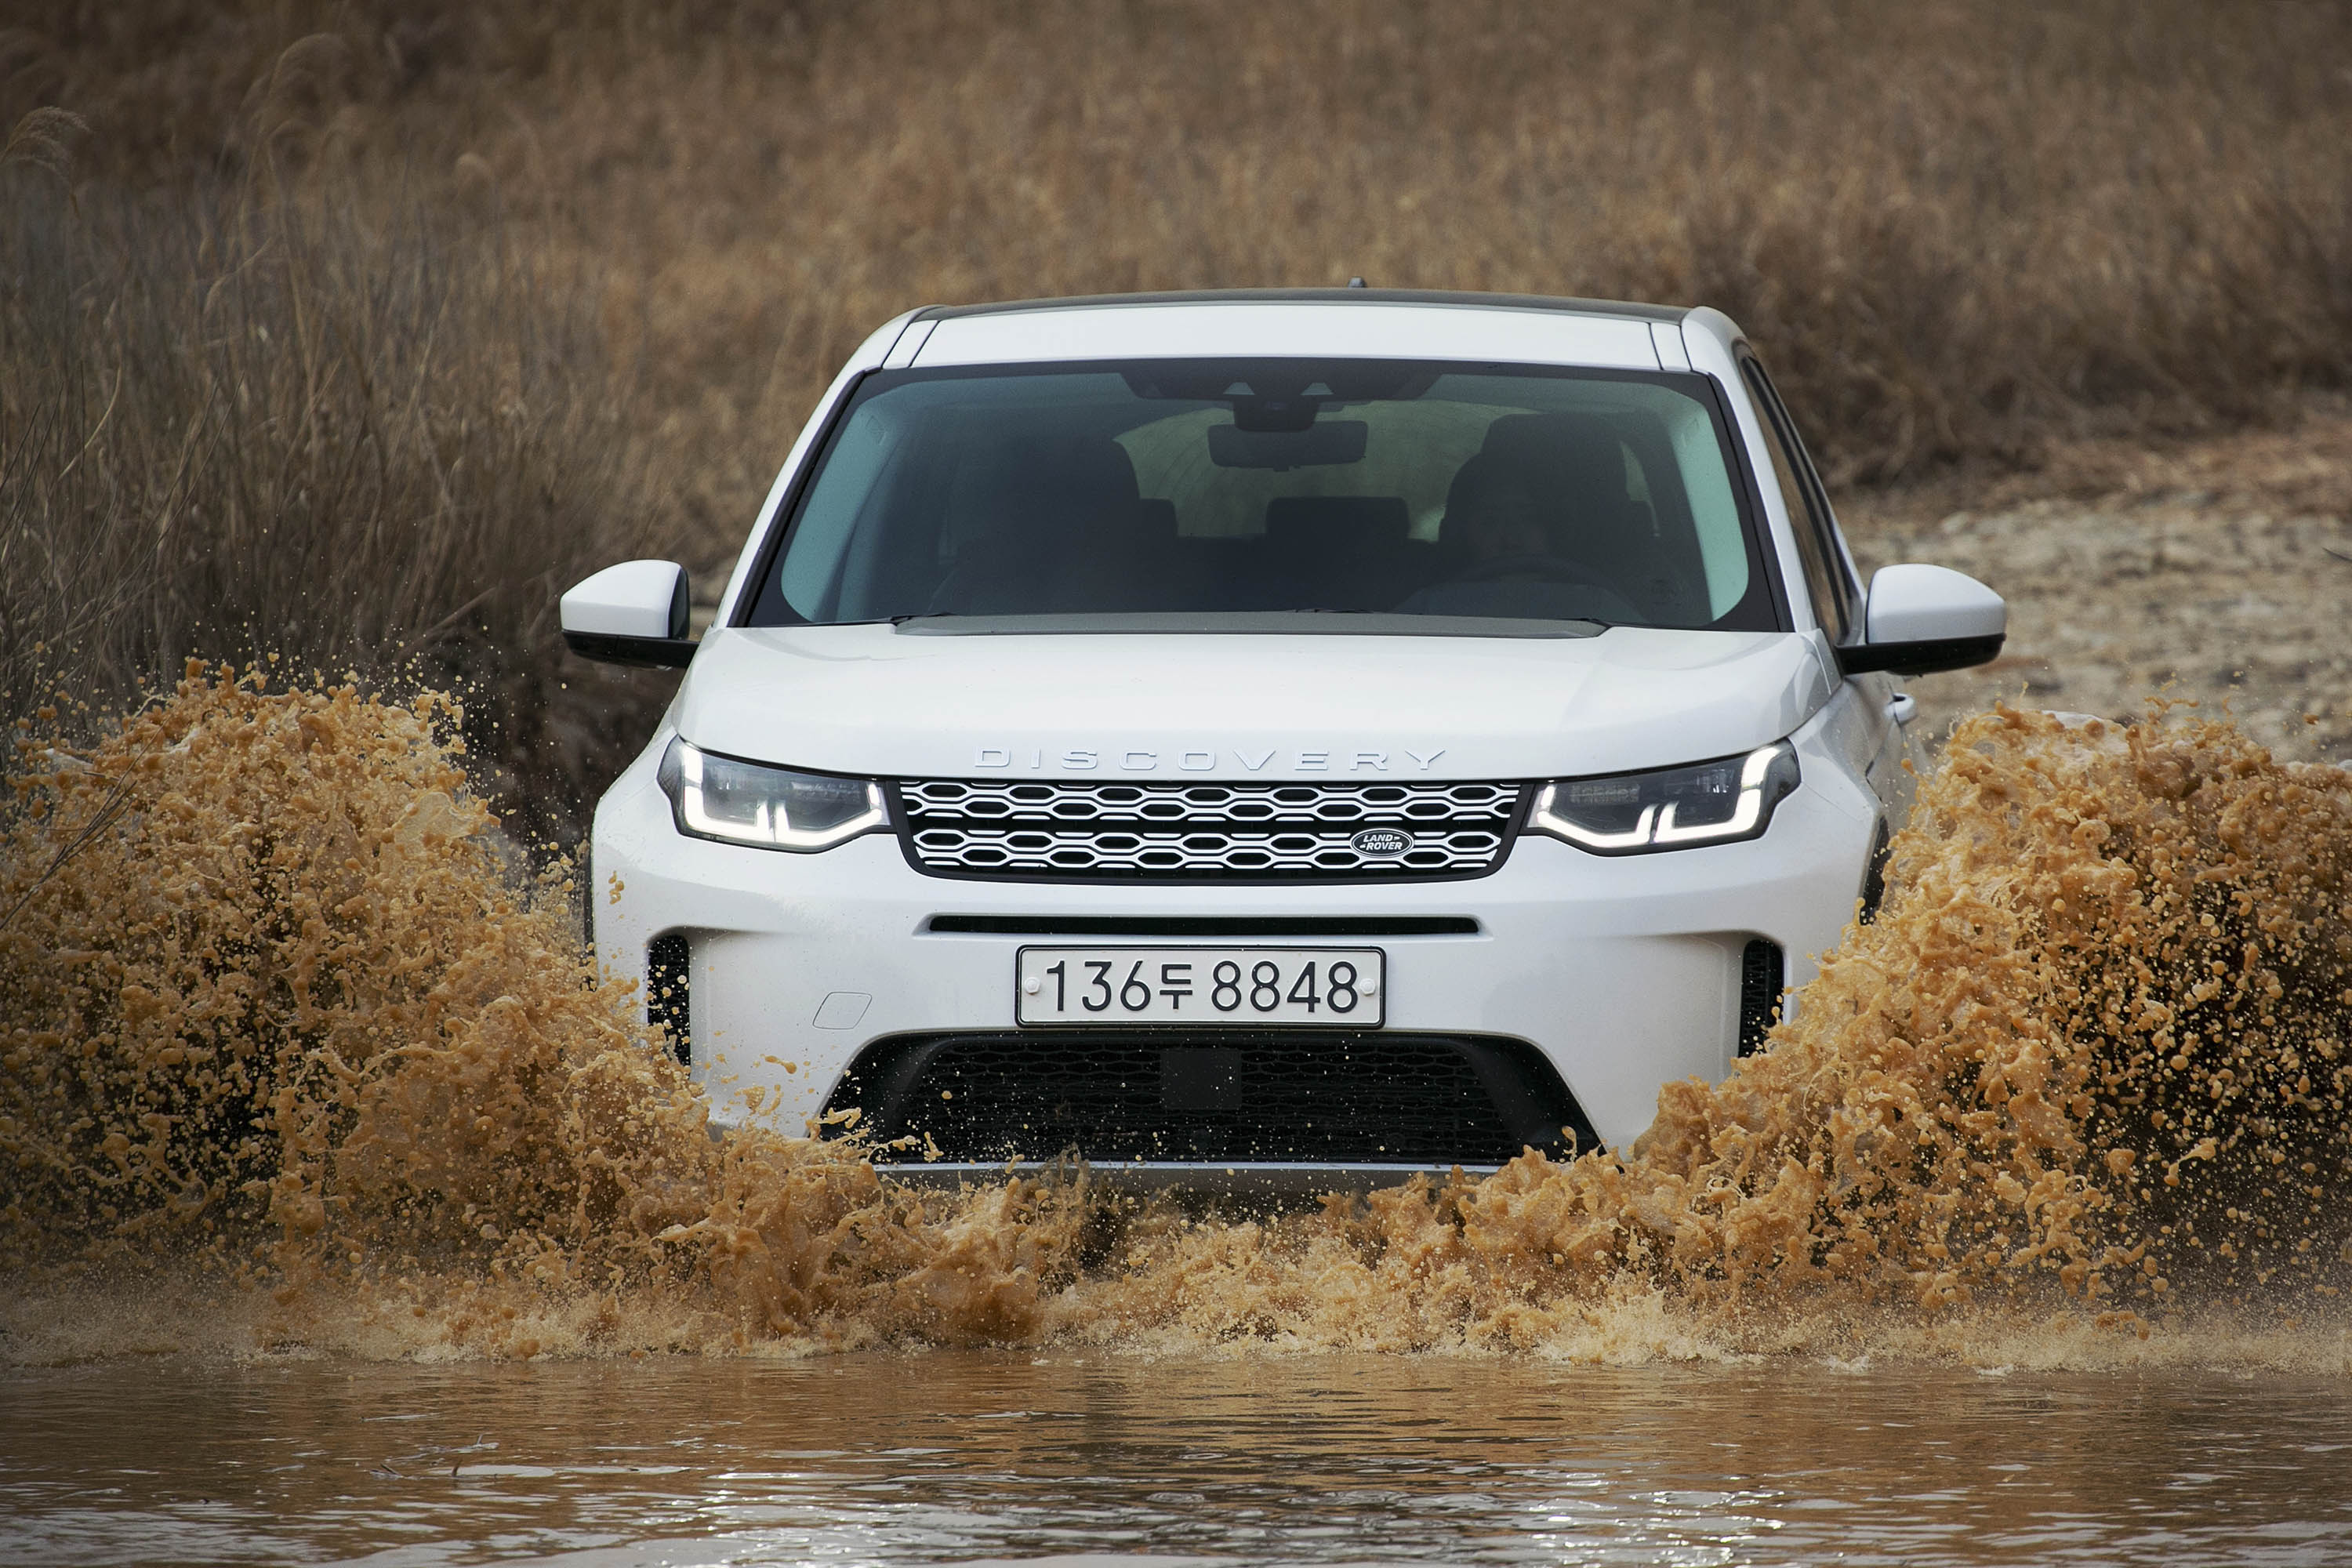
left=738, top=355, right=1794, bottom=635
left=1736, top=350, right=1864, bottom=648
left=1757, top=360, right=1864, bottom=624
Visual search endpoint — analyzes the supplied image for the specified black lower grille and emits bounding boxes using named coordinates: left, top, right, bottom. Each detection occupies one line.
left=647, top=931, right=690, bottom=1065
left=1738, top=938, right=1784, bottom=1057
left=826, top=1031, right=1595, bottom=1166
left=1858, top=818, right=1892, bottom=924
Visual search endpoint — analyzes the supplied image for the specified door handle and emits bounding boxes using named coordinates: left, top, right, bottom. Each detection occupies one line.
left=1886, top=692, right=1918, bottom=726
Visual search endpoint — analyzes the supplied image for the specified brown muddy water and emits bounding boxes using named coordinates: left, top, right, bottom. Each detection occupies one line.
left=7, top=1352, right=2352, bottom=1566
left=5, top=668, right=2352, bottom=1562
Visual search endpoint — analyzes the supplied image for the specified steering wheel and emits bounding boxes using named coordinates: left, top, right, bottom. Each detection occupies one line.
left=1430, top=551, right=1646, bottom=623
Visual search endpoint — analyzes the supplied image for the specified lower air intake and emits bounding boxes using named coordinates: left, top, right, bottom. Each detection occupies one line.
left=825, top=1031, right=1597, bottom=1167
left=1738, top=938, right=1784, bottom=1057
left=647, top=931, right=691, bottom=1065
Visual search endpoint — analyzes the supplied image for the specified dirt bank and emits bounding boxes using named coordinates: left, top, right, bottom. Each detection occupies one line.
left=1845, top=405, right=2352, bottom=764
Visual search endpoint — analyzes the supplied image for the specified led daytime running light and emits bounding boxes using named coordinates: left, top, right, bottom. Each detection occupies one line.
left=1531, top=742, right=1795, bottom=855
left=1532, top=797, right=1656, bottom=851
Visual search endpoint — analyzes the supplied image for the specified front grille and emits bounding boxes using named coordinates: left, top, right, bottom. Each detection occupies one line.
left=895, top=779, right=1525, bottom=881
left=826, top=1030, right=1597, bottom=1166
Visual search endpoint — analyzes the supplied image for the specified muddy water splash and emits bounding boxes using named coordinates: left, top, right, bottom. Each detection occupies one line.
left=3, top=666, right=2348, bottom=1361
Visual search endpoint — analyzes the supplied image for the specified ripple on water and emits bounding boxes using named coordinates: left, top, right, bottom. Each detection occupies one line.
left=3, top=1355, right=2352, bottom=1566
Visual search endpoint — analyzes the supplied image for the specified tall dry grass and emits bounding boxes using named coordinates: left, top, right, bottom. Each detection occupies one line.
left=584, top=0, right=2352, bottom=488
left=5, top=0, right=2351, bottom=813
left=0, top=141, right=683, bottom=835
left=18, top=2, right=2352, bottom=482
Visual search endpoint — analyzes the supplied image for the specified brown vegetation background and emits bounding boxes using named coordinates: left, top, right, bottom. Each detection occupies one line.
left=6, top=0, right=2350, bottom=829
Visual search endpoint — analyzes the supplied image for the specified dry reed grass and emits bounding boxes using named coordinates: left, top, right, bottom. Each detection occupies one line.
left=20, top=2, right=2352, bottom=479
left=0, top=147, right=683, bottom=834
left=5, top=0, right=2350, bottom=813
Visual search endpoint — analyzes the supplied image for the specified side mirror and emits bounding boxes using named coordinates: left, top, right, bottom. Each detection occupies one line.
left=561, top=560, right=699, bottom=669
left=1836, top=563, right=2005, bottom=677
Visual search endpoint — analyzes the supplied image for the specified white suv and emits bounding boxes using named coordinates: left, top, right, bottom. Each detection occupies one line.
left=561, top=289, right=2005, bottom=1191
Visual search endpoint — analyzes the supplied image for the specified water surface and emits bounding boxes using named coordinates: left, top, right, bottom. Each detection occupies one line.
left=5, top=1353, right=2350, bottom=1566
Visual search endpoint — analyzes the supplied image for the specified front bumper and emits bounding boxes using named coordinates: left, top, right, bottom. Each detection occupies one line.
left=592, top=720, right=1878, bottom=1166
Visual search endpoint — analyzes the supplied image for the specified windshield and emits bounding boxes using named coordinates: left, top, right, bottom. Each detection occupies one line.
left=748, top=358, right=1779, bottom=632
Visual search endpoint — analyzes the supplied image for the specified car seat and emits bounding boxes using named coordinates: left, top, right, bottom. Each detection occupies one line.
left=927, top=436, right=1158, bottom=614
left=1260, top=496, right=1415, bottom=610
left=1443, top=412, right=1694, bottom=621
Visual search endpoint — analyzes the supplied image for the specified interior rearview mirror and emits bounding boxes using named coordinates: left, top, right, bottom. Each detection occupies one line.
left=1836, top=563, right=2005, bottom=677
left=561, top=560, right=699, bottom=668
left=1207, top=419, right=1369, bottom=470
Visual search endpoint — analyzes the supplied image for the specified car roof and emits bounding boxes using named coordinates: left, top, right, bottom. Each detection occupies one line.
left=914, top=287, right=1690, bottom=325
left=902, top=289, right=1704, bottom=373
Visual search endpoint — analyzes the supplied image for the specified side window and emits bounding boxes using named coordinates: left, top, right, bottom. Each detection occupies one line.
left=1740, top=358, right=1861, bottom=644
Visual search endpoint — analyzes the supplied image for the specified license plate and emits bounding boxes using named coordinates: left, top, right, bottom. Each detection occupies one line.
left=1016, top=947, right=1385, bottom=1028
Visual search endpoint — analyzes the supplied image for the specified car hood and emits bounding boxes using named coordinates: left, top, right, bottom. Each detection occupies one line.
left=673, top=623, right=1833, bottom=782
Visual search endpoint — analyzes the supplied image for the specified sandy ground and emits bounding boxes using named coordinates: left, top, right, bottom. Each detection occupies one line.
left=1842, top=403, right=2352, bottom=764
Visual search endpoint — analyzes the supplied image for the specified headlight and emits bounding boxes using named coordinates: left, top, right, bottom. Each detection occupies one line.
left=1528, top=742, right=1799, bottom=855
left=657, top=738, right=888, bottom=851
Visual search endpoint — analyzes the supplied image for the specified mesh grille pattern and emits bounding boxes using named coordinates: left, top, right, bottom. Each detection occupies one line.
left=828, top=1031, right=1593, bottom=1166
left=898, top=779, right=1523, bottom=880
